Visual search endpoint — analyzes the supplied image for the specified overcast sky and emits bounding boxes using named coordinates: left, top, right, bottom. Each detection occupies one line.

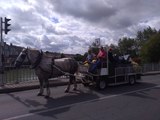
left=1, top=0, right=160, bottom=54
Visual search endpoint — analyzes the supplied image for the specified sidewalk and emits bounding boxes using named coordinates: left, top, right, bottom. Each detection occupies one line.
left=0, top=78, right=80, bottom=94
left=142, top=71, right=160, bottom=76
left=0, top=71, right=160, bottom=94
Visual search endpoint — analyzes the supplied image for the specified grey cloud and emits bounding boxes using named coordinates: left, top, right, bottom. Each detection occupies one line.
left=1, top=0, right=160, bottom=54
left=51, top=0, right=160, bottom=30
left=38, top=35, right=68, bottom=52
left=43, top=23, right=69, bottom=35
left=39, top=35, right=87, bottom=53
left=6, top=35, right=37, bottom=48
left=5, top=36, right=21, bottom=45
left=51, top=0, right=117, bottom=22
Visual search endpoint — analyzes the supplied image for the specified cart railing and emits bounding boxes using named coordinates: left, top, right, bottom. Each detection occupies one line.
left=115, top=66, right=142, bottom=76
left=79, top=65, right=89, bottom=73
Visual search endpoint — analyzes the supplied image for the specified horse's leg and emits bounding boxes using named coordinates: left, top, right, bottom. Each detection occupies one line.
left=37, top=78, right=44, bottom=96
left=65, top=76, right=71, bottom=93
left=45, top=79, right=50, bottom=98
left=72, top=76, right=77, bottom=91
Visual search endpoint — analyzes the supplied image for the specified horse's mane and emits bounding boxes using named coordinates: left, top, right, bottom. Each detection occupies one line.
left=27, top=47, right=62, bottom=59
left=27, top=47, right=39, bottom=51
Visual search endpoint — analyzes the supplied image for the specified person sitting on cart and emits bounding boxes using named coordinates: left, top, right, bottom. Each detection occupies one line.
left=84, top=49, right=95, bottom=66
left=108, top=48, right=117, bottom=64
left=89, top=46, right=107, bottom=73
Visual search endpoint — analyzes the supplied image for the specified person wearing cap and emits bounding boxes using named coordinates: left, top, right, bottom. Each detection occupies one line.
left=108, top=48, right=115, bottom=63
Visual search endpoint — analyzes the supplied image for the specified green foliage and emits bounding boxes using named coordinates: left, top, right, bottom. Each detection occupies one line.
left=117, top=26, right=159, bottom=62
left=74, top=54, right=84, bottom=61
left=118, top=37, right=136, bottom=56
left=91, top=47, right=99, bottom=55
left=83, top=27, right=159, bottom=64
left=136, top=26, right=158, bottom=47
left=140, top=33, right=160, bottom=63
left=109, top=44, right=121, bottom=55
left=60, top=53, right=65, bottom=58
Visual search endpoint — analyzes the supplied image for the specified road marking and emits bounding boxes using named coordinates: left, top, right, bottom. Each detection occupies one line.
left=3, top=85, right=160, bottom=120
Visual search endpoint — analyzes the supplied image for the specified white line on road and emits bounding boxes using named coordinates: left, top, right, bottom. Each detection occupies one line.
left=3, top=85, right=160, bottom=120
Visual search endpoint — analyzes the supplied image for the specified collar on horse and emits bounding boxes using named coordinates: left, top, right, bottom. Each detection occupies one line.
left=32, top=50, right=43, bottom=69
left=26, top=48, right=43, bottom=69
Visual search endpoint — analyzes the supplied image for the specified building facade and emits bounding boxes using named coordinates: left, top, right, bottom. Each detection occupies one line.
left=2, top=42, right=23, bottom=66
left=1, top=43, right=75, bottom=66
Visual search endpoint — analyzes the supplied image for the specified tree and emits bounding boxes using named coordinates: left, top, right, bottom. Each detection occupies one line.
left=140, top=33, right=160, bottom=63
left=118, top=37, right=136, bottom=56
left=116, top=27, right=159, bottom=63
left=60, top=53, right=65, bottom=58
left=136, top=27, right=158, bottom=49
left=88, top=38, right=101, bottom=55
left=74, top=54, right=84, bottom=61
left=109, top=44, right=120, bottom=55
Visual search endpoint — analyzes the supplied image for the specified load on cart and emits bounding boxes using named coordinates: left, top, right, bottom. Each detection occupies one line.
left=79, top=46, right=142, bottom=90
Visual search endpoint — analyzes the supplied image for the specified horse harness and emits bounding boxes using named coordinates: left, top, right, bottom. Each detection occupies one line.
left=25, top=48, right=43, bottom=69
left=25, top=48, right=75, bottom=77
left=52, top=59, right=75, bottom=76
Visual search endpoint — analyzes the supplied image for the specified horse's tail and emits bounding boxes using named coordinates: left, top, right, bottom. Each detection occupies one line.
left=75, top=61, right=79, bottom=75
left=72, top=60, right=79, bottom=77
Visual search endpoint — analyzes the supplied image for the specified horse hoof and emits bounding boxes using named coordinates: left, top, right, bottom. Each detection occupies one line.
left=65, top=89, right=69, bottom=93
left=37, top=93, right=43, bottom=96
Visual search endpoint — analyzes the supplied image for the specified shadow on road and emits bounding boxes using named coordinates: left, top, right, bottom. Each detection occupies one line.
left=26, top=89, right=100, bottom=119
left=5, top=81, right=159, bottom=119
left=90, top=81, right=158, bottom=97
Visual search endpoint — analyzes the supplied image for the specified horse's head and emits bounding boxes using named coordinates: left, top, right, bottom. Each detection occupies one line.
left=14, top=48, right=28, bottom=67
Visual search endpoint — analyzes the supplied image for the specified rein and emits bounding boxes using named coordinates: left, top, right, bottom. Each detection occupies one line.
left=52, top=64, right=74, bottom=76
left=25, top=48, right=77, bottom=77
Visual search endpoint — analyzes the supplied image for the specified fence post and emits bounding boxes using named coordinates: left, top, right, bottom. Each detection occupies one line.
left=0, top=73, right=4, bottom=86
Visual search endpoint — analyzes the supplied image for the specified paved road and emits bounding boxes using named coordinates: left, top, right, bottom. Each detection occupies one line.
left=0, top=75, right=160, bottom=120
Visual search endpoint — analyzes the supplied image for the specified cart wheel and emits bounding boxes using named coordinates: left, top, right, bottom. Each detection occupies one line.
left=129, top=76, right=135, bottom=85
left=81, top=77, right=89, bottom=87
left=97, top=80, right=107, bottom=90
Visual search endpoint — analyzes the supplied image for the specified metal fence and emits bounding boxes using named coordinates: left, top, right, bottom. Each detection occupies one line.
left=142, top=63, right=160, bottom=73
left=115, top=66, right=142, bottom=76
left=0, top=63, right=160, bottom=86
left=0, top=65, right=37, bottom=85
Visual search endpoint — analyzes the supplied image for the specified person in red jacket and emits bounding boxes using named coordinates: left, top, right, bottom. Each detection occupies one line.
left=89, top=46, right=107, bottom=73
left=97, top=46, right=107, bottom=61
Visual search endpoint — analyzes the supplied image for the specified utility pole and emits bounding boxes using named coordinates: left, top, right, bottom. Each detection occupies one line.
left=0, top=17, right=11, bottom=85
left=0, top=17, right=3, bottom=73
left=0, top=17, right=11, bottom=68
left=0, top=17, right=4, bottom=85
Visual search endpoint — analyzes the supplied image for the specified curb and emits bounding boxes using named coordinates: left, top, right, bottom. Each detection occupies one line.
left=142, top=72, right=160, bottom=76
left=0, top=80, right=82, bottom=94
left=0, top=81, right=69, bottom=94
left=0, top=72, right=159, bottom=94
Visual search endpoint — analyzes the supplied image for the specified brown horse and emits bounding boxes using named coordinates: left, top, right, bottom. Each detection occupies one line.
left=14, top=48, right=79, bottom=98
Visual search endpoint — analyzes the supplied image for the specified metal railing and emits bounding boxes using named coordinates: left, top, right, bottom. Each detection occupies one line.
left=142, top=63, right=160, bottom=73
left=115, top=66, right=142, bottom=76
left=0, top=63, right=160, bottom=86
left=0, top=65, right=38, bottom=85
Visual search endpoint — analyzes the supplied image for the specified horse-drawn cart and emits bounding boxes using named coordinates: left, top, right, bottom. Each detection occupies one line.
left=78, top=62, right=142, bottom=90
